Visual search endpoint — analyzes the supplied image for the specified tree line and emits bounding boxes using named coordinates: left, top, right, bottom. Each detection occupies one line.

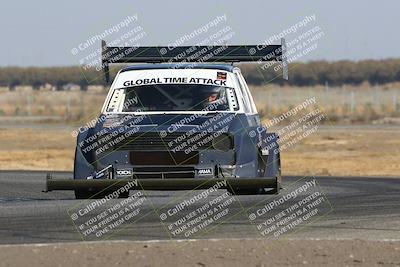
left=1, top=59, right=399, bottom=89
left=240, top=59, right=400, bottom=86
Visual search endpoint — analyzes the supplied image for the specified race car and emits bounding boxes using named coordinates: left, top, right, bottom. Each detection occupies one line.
left=45, top=40, right=288, bottom=199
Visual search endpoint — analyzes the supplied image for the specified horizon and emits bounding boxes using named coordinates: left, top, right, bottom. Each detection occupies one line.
left=1, top=57, right=399, bottom=69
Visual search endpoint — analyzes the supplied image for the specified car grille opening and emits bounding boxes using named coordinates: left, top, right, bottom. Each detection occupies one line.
left=129, top=151, right=199, bottom=165
left=132, top=166, right=195, bottom=179
left=114, top=132, right=214, bottom=151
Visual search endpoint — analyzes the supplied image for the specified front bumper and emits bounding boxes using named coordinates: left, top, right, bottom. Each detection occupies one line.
left=44, top=176, right=277, bottom=191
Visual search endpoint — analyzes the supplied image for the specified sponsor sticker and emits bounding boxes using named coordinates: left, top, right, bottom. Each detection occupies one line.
left=217, top=72, right=227, bottom=80
left=122, top=77, right=227, bottom=87
left=116, top=169, right=133, bottom=177
left=197, top=168, right=214, bottom=176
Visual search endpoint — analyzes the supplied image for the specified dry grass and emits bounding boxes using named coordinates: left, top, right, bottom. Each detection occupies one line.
left=0, top=90, right=105, bottom=119
left=250, top=82, right=400, bottom=122
left=0, top=128, right=75, bottom=171
left=0, top=83, right=399, bottom=123
left=281, top=126, right=400, bottom=177
left=0, top=126, right=399, bottom=177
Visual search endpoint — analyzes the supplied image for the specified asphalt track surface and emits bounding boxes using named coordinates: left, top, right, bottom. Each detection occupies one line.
left=0, top=171, right=399, bottom=244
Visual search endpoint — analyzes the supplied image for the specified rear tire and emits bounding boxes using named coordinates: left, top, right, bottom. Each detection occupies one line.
left=227, top=187, right=262, bottom=195
left=267, top=177, right=281, bottom=194
left=227, top=177, right=280, bottom=195
left=228, top=153, right=281, bottom=195
left=267, top=156, right=282, bottom=194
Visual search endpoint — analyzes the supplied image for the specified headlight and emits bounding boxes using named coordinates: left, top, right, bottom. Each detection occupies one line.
left=212, top=134, right=233, bottom=151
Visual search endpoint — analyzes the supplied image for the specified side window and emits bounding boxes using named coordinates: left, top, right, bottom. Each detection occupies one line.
left=237, top=73, right=257, bottom=114
left=235, top=74, right=252, bottom=113
left=226, top=88, right=240, bottom=111
left=106, top=89, right=125, bottom=112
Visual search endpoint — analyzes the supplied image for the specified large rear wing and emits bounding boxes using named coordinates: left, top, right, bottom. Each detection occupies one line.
left=101, top=39, right=288, bottom=83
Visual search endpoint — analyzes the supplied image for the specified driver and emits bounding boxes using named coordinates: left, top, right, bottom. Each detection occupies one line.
left=201, top=87, right=224, bottom=109
left=189, top=86, right=227, bottom=111
left=207, top=92, right=219, bottom=103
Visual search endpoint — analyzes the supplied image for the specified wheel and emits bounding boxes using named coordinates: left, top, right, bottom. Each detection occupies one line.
left=227, top=177, right=280, bottom=195
left=266, top=176, right=281, bottom=194
left=266, top=150, right=282, bottom=195
left=267, top=154, right=282, bottom=194
left=227, top=152, right=282, bottom=195
left=74, top=190, right=129, bottom=199
left=227, top=187, right=263, bottom=195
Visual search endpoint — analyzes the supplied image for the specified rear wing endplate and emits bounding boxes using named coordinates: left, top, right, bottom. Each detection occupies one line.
left=101, top=39, right=288, bottom=83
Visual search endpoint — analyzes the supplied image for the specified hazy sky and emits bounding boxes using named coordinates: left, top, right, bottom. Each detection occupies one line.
left=0, top=0, right=398, bottom=66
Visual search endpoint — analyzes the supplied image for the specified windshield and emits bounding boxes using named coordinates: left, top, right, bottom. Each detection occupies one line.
left=106, top=84, right=238, bottom=112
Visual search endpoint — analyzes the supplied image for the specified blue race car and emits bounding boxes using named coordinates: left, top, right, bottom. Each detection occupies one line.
left=45, top=41, right=288, bottom=199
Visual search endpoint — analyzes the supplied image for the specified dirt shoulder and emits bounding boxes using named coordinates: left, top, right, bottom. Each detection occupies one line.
left=0, top=125, right=399, bottom=177
left=281, top=125, right=400, bottom=177
left=0, top=239, right=399, bottom=267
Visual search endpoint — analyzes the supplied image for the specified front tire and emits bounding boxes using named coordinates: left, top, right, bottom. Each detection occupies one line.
left=228, top=152, right=281, bottom=195
left=227, top=176, right=280, bottom=195
left=227, top=187, right=263, bottom=195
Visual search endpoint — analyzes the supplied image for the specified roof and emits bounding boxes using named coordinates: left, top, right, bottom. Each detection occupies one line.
left=120, top=64, right=236, bottom=73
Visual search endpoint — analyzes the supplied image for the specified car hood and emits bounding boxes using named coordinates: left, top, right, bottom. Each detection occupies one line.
left=99, top=113, right=239, bottom=133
